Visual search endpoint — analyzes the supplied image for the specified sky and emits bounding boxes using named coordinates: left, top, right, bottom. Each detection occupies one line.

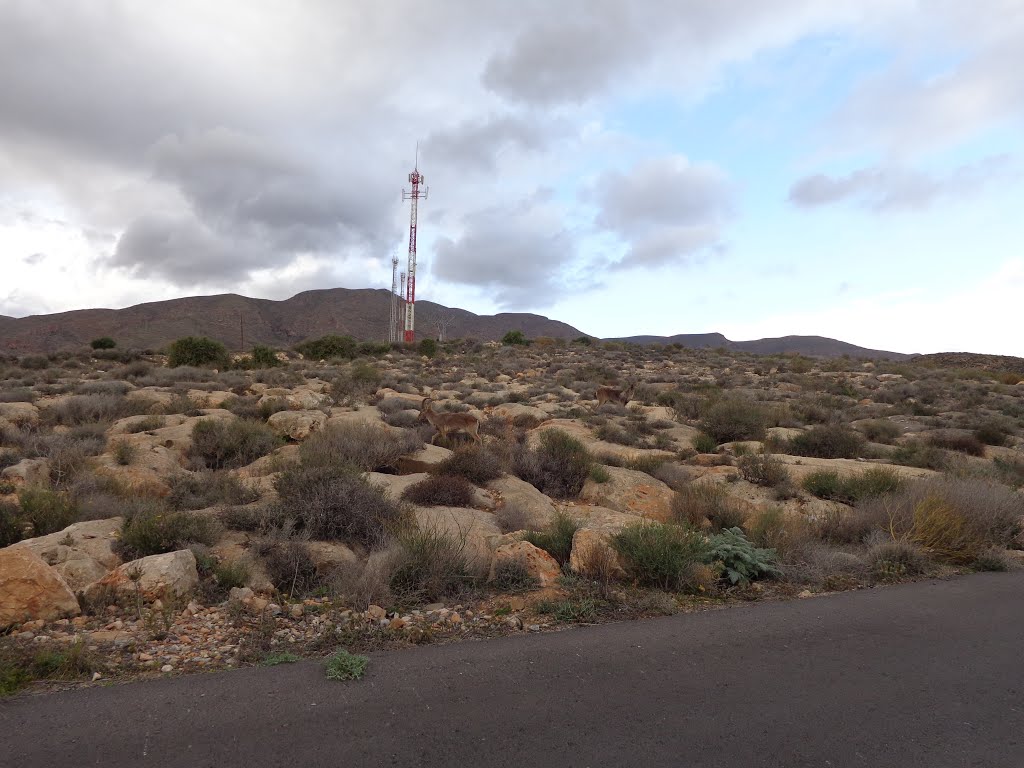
left=1, top=1, right=1022, bottom=355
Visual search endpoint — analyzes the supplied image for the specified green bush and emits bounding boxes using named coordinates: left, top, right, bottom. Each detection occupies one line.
left=890, top=440, right=949, bottom=470
left=89, top=337, right=116, bottom=350
left=522, top=511, right=581, bottom=565
left=167, top=336, right=229, bottom=368
left=0, top=500, right=26, bottom=547
left=167, top=471, right=258, bottom=510
left=699, top=396, right=768, bottom=443
left=611, top=521, right=711, bottom=590
left=118, top=507, right=221, bottom=560
left=188, top=418, right=281, bottom=471
left=490, top=558, right=540, bottom=592
left=274, top=464, right=408, bottom=546
left=295, top=334, right=357, bottom=360
left=17, top=488, right=78, bottom=536
left=692, top=432, right=718, bottom=453
left=786, top=424, right=865, bottom=459
left=802, top=468, right=902, bottom=505
left=433, top=444, right=504, bottom=484
left=501, top=330, right=527, bottom=346
left=325, top=649, right=368, bottom=681
left=250, top=345, right=282, bottom=368
left=418, top=338, right=438, bottom=358
left=401, top=474, right=475, bottom=507
left=705, top=527, right=780, bottom=584
left=973, top=419, right=1011, bottom=447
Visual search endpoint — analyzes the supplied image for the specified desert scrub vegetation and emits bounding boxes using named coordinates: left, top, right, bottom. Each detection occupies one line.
left=1, top=640, right=99, bottom=697
left=671, top=482, right=746, bottom=530
left=521, top=511, right=581, bottom=565
left=698, top=396, right=768, bottom=443
left=325, top=649, right=368, bottom=681
left=801, top=467, right=903, bottom=505
left=166, top=471, right=258, bottom=511
left=401, top=474, right=475, bottom=507
left=117, top=505, right=221, bottom=560
left=857, top=419, right=902, bottom=444
left=513, top=429, right=594, bottom=498
left=432, top=444, right=504, bottom=484
left=188, top=418, right=281, bottom=470
left=273, top=464, right=408, bottom=546
left=167, top=336, right=229, bottom=368
left=781, top=423, right=866, bottom=459
left=611, top=521, right=712, bottom=591
left=705, top=527, right=781, bottom=584
left=389, top=526, right=481, bottom=602
left=299, top=422, right=421, bottom=473
left=924, top=430, right=986, bottom=456
left=737, top=453, right=790, bottom=488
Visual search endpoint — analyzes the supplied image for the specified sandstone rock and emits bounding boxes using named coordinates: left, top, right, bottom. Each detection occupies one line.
left=0, top=547, right=81, bottom=628
left=579, top=465, right=675, bottom=521
left=82, top=550, right=199, bottom=604
left=375, top=388, right=428, bottom=409
left=0, top=401, right=40, bottom=427
left=397, top=444, right=453, bottom=474
left=1, top=457, right=50, bottom=488
left=235, top=444, right=300, bottom=478
left=187, top=390, right=236, bottom=408
left=487, top=475, right=557, bottom=530
left=366, top=471, right=429, bottom=498
left=124, top=388, right=176, bottom=410
left=12, top=517, right=122, bottom=590
left=490, top=541, right=560, bottom=587
left=267, top=409, right=327, bottom=441
left=286, top=388, right=332, bottom=410
left=305, top=541, right=360, bottom=573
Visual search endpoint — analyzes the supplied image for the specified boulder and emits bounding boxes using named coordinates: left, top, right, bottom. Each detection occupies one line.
left=568, top=528, right=625, bottom=578
left=1, top=457, right=51, bottom=488
left=235, top=444, right=300, bottom=478
left=490, top=541, right=561, bottom=587
left=305, top=541, right=360, bottom=573
left=579, top=465, right=675, bottom=521
left=186, top=390, right=236, bottom=408
left=267, top=410, right=327, bottom=441
left=0, top=402, right=40, bottom=427
left=487, top=475, right=557, bottom=531
left=12, top=517, right=122, bottom=590
left=374, top=389, right=425, bottom=409
left=0, top=546, right=81, bottom=628
left=82, top=549, right=199, bottom=604
left=397, top=444, right=453, bottom=474
left=490, top=402, right=549, bottom=423
left=124, top=387, right=176, bottom=410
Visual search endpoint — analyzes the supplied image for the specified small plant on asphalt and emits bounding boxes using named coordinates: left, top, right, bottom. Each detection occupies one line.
left=325, top=649, right=368, bottom=681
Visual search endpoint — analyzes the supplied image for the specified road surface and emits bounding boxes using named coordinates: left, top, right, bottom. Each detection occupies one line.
left=3, top=572, right=1022, bottom=767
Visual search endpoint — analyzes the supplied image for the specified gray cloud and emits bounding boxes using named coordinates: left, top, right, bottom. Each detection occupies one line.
left=433, top=196, right=575, bottom=307
left=590, top=156, right=733, bottom=268
left=789, top=155, right=1016, bottom=212
left=423, top=115, right=550, bottom=173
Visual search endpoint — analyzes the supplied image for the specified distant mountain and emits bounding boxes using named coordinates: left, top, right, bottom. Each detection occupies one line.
left=611, top=332, right=912, bottom=360
left=0, top=288, right=584, bottom=353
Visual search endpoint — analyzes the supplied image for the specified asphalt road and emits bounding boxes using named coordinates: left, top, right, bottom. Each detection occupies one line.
left=3, top=572, right=1022, bottom=768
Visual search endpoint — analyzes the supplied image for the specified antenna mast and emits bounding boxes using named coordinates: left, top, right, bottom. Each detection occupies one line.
left=388, top=254, right=400, bottom=343
left=402, top=147, right=428, bottom=343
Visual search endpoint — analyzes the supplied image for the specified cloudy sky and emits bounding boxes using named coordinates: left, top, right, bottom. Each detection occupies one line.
left=1, top=1, right=1022, bottom=354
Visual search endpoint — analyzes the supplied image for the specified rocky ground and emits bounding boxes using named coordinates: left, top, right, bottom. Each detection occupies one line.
left=2, top=338, right=1023, bottom=695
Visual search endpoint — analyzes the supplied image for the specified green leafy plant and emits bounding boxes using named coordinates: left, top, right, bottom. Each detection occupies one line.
left=522, top=511, right=581, bottom=566
left=501, top=330, right=528, bottom=346
left=89, top=337, right=116, bottom=350
left=251, top=345, right=282, bottom=368
left=705, top=527, right=781, bottom=585
left=611, top=521, right=711, bottom=590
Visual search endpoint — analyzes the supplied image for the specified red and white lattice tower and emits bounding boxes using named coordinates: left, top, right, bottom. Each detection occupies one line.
left=402, top=152, right=428, bottom=343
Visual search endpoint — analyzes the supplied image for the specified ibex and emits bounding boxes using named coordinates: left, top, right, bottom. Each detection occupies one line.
left=418, top=397, right=482, bottom=445
left=595, top=381, right=635, bottom=407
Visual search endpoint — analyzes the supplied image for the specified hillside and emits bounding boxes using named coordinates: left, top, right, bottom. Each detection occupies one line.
left=0, top=289, right=584, bottom=353
left=913, top=352, right=1024, bottom=376
left=612, top=332, right=911, bottom=360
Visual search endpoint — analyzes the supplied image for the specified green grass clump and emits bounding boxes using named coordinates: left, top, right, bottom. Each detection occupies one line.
left=17, top=488, right=78, bottom=537
left=522, top=511, right=581, bottom=566
left=325, top=649, right=368, bottom=681
left=802, top=468, right=903, bottom=505
left=692, top=432, right=718, bottom=454
left=611, top=521, right=710, bottom=590
left=117, top=506, right=221, bottom=560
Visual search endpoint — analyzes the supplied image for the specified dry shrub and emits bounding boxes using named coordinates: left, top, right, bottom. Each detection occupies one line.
left=904, top=496, right=984, bottom=564
left=858, top=419, right=902, bottom=444
left=253, top=532, right=320, bottom=596
left=188, top=418, right=281, bottom=470
left=513, top=429, right=594, bottom=499
left=671, top=482, right=746, bottom=530
left=494, top=502, right=532, bottom=534
left=737, top=453, right=790, bottom=488
left=117, top=506, right=221, bottom=560
left=866, top=536, right=931, bottom=580
left=925, top=431, right=986, bottom=457
left=652, top=462, right=691, bottom=490
left=273, top=464, right=409, bottom=547
left=389, top=525, right=482, bottom=603
left=401, top=474, right=475, bottom=507
left=745, top=507, right=810, bottom=559
left=167, top=471, right=258, bottom=510
left=785, top=424, right=865, bottom=459
left=699, top=396, right=768, bottom=443
left=299, top=422, right=421, bottom=473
